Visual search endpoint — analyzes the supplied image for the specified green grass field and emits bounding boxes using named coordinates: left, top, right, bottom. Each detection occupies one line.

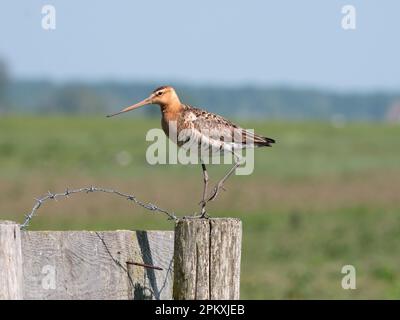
left=1, top=116, right=400, bottom=299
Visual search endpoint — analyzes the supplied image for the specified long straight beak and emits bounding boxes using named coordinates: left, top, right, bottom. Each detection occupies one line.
left=106, top=97, right=152, bottom=117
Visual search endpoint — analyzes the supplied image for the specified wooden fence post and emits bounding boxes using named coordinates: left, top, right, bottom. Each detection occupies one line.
left=0, top=221, right=24, bottom=300
left=173, top=218, right=242, bottom=300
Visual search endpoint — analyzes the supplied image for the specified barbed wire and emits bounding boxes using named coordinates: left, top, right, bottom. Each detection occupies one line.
left=20, top=186, right=177, bottom=230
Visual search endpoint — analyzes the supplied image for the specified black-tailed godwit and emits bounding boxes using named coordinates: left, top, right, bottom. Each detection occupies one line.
left=107, top=86, right=275, bottom=217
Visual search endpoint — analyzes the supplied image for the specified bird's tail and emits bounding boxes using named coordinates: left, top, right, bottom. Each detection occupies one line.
left=241, top=129, right=276, bottom=147
left=254, top=135, right=276, bottom=147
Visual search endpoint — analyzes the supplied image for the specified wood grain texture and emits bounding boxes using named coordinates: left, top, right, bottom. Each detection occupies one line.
left=0, top=221, right=24, bottom=300
left=173, top=218, right=242, bottom=300
left=173, top=219, right=210, bottom=300
left=20, top=230, right=174, bottom=300
left=209, top=218, right=242, bottom=299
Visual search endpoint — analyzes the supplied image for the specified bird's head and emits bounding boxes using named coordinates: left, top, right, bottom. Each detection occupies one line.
left=107, top=86, right=179, bottom=117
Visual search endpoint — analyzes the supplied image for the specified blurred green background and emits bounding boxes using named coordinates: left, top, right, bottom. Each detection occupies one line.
left=1, top=116, right=399, bottom=299
left=1, top=0, right=400, bottom=300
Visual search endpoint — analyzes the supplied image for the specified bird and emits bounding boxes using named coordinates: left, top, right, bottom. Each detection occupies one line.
left=107, top=86, right=275, bottom=218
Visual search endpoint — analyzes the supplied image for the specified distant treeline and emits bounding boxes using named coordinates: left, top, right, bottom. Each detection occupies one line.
left=1, top=80, right=400, bottom=120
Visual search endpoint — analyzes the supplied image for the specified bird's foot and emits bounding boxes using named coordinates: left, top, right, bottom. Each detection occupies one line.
left=200, top=211, right=210, bottom=219
left=200, top=205, right=209, bottom=219
left=182, top=213, right=210, bottom=219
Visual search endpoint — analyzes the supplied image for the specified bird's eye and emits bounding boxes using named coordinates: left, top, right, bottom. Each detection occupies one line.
left=157, top=91, right=163, bottom=96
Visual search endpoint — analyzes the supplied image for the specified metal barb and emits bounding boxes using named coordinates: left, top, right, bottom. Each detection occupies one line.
left=20, top=186, right=177, bottom=230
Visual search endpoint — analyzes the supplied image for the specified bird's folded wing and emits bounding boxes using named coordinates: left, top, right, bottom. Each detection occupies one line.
left=181, top=106, right=260, bottom=146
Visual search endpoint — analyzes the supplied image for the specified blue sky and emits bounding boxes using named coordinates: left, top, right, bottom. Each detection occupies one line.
left=0, top=0, right=399, bottom=90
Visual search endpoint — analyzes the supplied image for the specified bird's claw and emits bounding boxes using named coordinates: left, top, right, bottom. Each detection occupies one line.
left=200, top=210, right=210, bottom=218
left=198, top=201, right=209, bottom=218
left=183, top=213, right=210, bottom=219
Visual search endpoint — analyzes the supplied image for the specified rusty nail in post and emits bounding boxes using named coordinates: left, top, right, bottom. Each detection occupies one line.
left=126, top=261, right=163, bottom=271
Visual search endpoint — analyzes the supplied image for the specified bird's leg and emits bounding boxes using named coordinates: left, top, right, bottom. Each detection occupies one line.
left=206, top=162, right=240, bottom=202
left=199, top=163, right=209, bottom=218
left=206, top=154, right=243, bottom=203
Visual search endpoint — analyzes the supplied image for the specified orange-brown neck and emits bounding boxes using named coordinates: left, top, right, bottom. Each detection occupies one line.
left=160, top=101, right=183, bottom=138
left=161, top=101, right=182, bottom=114
left=159, top=94, right=183, bottom=119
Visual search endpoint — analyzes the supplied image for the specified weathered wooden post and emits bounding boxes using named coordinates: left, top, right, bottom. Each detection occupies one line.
left=0, top=221, right=24, bottom=300
left=173, top=218, right=242, bottom=300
